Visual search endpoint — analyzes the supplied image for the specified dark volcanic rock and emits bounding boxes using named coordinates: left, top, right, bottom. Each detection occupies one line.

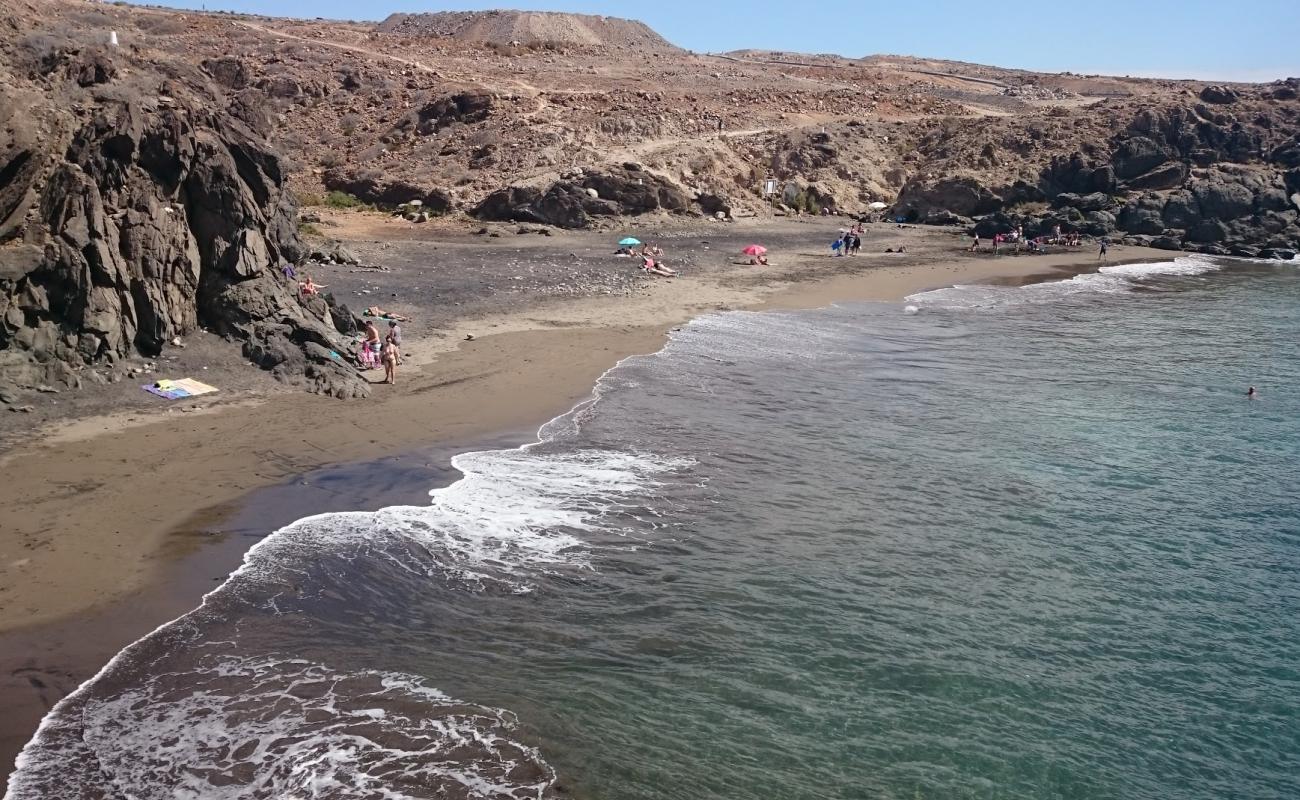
left=1118, top=195, right=1167, bottom=235
left=322, top=170, right=453, bottom=212
left=536, top=184, right=593, bottom=227
left=924, top=209, right=971, bottom=226
left=1192, top=178, right=1255, bottom=220
left=695, top=192, right=732, bottom=217
left=1186, top=219, right=1229, bottom=244
left=414, top=91, right=493, bottom=135
left=895, top=176, right=1002, bottom=220
left=1083, top=210, right=1117, bottom=236
left=201, top=57, right=249, bottom=90
left=1161, top=190, right=1202, bottom=228
left=1272, top=135, right=1300, bottom=169
left=1124, top=161, right=1189, bottom=190
left=1041, top=154, right=1115, bottom=195
left=1112, top=136, right=1171, bottom=180
left=474, top=184, right=589, bottom=228
left=581, top=167, right=690, bottom=214
left=1054, top=192, right=1115, bottom=212
left=0, top=79, right=367, bottom=397
left=1199, top=85, right=1239, bottom=105
left=473, top=168, right=691, bottom=228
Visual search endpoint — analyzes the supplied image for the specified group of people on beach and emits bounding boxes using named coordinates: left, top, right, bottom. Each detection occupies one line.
left=970, top=224, right=1096, bottom=255
left=616, top=243, right=678, bottom=277
left=832, top=225, right=864, bottom=256
left=361, top=319, right=402, bottom=384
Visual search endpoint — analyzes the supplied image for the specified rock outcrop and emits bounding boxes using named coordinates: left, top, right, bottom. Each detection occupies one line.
left=322, top=169, right=454, bottom=213
left=0, top=41, right=367, bottom=397
left=473, top=165, right=691, bottom=228
left=894, top=95, right=1300, bottom=258
left=894, top=176, right=1005, bottom=219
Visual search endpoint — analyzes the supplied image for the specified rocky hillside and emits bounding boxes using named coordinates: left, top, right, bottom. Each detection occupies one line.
left=376, top=10, right=679, bottom=52
left=890, top=86, right=1300, bottom=258
left=0, top=0, right=370, bottom=397
left=0, top=0, right=1296, bottom=397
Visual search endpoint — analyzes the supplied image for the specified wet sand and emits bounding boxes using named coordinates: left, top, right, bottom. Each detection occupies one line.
left=0, top=220, right=1172, bottom=778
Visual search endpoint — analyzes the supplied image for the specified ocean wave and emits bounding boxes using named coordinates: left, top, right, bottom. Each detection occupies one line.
left=7, top=654, right=553, bottom=800
left=5, top=360, right=692, bottom=799
left=905, top=255, right=1222, bottom=310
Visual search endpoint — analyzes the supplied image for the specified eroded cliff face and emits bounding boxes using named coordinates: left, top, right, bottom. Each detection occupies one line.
left=0, top=29, right=368, bottom=397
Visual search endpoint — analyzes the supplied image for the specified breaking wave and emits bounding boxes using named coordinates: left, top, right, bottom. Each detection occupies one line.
left=905, top=255, right=1222, bottom=310
left=4, top=361, right=692, bottom=800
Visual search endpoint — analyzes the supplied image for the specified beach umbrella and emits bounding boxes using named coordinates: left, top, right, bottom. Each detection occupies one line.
left=741, top=244, right=767, bottom=256
left=868, top=201, right=888, bottom=210
left=618, top=237, right=642, bottom=246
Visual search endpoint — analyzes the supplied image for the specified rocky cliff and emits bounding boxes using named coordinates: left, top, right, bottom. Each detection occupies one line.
left=889, top=84, right=1300, bottom=258
left=0, top=11, right=368, bottom=397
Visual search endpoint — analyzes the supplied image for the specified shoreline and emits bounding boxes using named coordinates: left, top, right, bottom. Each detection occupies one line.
left=2, top=243, right=1172, bottom=635
left=0, top=241, right=1174, bottom=781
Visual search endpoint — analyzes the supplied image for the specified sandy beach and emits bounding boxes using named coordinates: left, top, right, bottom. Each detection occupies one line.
left=0, top=216, right=1172, bottom=777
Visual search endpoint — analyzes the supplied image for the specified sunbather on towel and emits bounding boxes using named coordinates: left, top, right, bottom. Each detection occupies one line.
left=364, top=306, right=410, bottom=321
left=642, top=256, right=678, bottom=277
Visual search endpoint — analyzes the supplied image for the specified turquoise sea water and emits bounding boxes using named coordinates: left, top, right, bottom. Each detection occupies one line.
left=7, top=256, right=1300, bottom=800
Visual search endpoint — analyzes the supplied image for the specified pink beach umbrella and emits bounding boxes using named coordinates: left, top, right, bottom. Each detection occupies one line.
left=741, top=244, right=767, bottom=256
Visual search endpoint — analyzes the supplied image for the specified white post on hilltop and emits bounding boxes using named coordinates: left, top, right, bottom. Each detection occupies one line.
left=109, top=30, right=119, bottom=47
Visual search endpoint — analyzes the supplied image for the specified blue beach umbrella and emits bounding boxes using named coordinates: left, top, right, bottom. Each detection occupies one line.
left=618, top=237, right=642, bottom=246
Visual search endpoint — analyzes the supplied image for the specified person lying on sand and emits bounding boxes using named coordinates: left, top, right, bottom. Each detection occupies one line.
left=363, top=306, right=409, bottom=321
left=641, top=256, right=678, bottom=277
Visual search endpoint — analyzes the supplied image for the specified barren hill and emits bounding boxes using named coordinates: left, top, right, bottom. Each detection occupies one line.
left=375, top=10, right=680, bottom=51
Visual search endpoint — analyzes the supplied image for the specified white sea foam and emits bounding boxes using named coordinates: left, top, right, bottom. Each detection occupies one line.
left=4, top=357, right=692, bottom=800
left=669, top=310, right=859, bottom=363
left=8, top=654, right=553, bottom=800
left=905, top=255, right=1223, bottom=310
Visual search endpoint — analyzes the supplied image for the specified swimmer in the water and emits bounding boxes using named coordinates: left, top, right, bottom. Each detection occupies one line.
left=1247, top=386, right=1257, bottom=399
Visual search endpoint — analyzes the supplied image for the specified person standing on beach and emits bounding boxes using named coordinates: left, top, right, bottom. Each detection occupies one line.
left=969, top=232, right=980, bottom=252
left=381, top=337, right=399, bottom=384
left=362, top=320, right=381, bottom=367
left=1098, top=237, right=1109, bottom=260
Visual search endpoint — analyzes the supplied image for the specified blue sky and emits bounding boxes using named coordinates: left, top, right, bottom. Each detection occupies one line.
left=142, top=0, right=1300, bottom=81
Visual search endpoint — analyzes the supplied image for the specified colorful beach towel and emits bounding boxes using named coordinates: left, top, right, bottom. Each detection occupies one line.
left=142, top=378, right=218, bottom=400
